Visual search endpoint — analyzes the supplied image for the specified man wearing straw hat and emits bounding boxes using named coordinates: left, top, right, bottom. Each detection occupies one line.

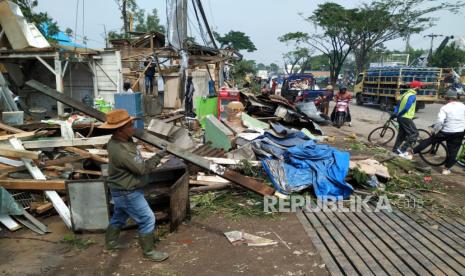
left=99, top=109, right=169, bottom=262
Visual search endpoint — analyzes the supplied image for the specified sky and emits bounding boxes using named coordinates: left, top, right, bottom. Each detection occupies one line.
left=37, top=0, right=465, bottom=65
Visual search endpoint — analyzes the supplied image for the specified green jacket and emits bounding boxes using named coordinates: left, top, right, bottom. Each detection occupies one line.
left=106, top=136, right=162, bottom=191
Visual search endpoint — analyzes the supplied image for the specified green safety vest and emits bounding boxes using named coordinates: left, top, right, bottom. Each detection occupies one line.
left=398, top=89, right=416, bottom=119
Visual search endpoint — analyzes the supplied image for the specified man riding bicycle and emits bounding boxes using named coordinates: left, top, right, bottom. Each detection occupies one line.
left=411, top=89, right=465, bottom=175
left=392, top=80, right=422, bottom=159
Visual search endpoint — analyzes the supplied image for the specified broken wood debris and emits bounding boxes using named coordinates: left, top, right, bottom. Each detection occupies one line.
left=26, top=80, right=275, bottom=196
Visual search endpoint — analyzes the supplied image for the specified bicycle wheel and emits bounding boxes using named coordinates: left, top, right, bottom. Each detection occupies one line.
left=368, top=126, right=395, bottom=146
left=416, top=129, right=431, bottom=154
left=419, top=141, right=448, bottom=166
left=456, top=144, right=465, bottom=168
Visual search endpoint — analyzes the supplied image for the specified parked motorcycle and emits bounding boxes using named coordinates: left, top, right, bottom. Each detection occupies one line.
left=331, top=99, right=349, bottom=128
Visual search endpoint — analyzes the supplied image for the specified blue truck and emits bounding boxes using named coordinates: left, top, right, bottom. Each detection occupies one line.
left=281, top=73, right=324, bottom=102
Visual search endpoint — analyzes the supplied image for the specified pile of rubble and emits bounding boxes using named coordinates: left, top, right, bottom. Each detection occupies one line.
left=0, top=80, right=391, bottom=236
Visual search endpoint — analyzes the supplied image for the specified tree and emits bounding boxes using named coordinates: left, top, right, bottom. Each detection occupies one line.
left=232, top=59, right=256, bottom=81
left=134, top=8, right=165, bottom=33
left=256, top=63, right=266, bottom=70
left=269, top=63, right=279, bottom=73
left=430, top=42, right=465, bottom=70
left=281, top=47, right=312, bottom=74
left=213, top=31, right=257, bottom=52
left=114, top=0, right=137, bottom=36
left=12, top=0, right=59, bottom=37
left=64, top=28, right=73, bottom=37
left=280, top=3, right=356, bottom=84
left=349, top=0, right=464, bottom=73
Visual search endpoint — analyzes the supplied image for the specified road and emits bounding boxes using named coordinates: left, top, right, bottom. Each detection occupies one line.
left=331, top=101, right=442, bottom=143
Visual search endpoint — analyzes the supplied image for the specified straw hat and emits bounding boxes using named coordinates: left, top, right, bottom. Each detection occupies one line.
left=98, top=109, right=134, bottom=129
left=325, top=85, right=333, bottom=90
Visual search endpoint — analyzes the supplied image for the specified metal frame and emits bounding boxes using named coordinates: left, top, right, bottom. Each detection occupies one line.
left=66, top=179, right=110, bottom=232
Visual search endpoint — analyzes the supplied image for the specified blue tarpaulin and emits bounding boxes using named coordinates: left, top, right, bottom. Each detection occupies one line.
left=262, top=140, right=353, bottom=199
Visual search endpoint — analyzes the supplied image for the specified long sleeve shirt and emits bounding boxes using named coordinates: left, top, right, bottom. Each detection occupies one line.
left=106, top=137, right=162, bottom=191
left=435, top=101, right=465, bottom=133
left=394, top=94, right=416, bottom=117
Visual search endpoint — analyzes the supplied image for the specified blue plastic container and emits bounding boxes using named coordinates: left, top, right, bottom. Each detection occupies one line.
left=114, top=93, right=143, bottom=115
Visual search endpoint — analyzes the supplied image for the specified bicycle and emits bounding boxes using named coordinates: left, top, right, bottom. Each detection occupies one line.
left=368, top=116, right=430, bottom=147
left=419, top=137, right=465, bottom=167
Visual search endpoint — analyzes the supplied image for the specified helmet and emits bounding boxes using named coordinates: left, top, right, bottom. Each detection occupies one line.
left=446, top=88, right=458, bottom=100
left=339, top=85, right=347, bottom=92
left=409, top=80, right=423, bottom=88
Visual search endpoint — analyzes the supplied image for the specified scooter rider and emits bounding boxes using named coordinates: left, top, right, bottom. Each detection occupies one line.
left=331, top=85, right=353, bottom=126
left=411, top=89, right=465, bottom=175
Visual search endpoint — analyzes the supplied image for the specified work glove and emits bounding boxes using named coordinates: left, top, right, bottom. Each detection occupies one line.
left=390, top=112, right=397, bottom=119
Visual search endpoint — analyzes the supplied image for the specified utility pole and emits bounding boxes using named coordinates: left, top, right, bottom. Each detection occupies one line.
left=102, top=24, right=108, bottom=48
left=424, top=33, right=444, bottom=57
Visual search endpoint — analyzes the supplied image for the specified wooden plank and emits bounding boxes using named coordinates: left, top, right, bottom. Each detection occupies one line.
left=0, top=179, right=65, bottom=190
left=329, top=211, right=396, bottom=274
left=312, top=210, right=376, bottom=275
left=0, top=154, right=89, bottom=174
left=302, top=209, right=359, bottom=274
left=26, top=79, right=275, bottom=196
left=63, top=147, right=108, bottom=164
left=13, top=215, right=45, bottom=235
left=338, top=211, right=411, bottom=275
left=22, top=211, right=49, bottom=233
left=203, top=157, right=261, bottom=166
left=352, top=211, right=431, bottom=275
left=0, top=122, right=23, bottom=134
left=362, top=210, right=441, bottom=275
left=414, top=212, right=465, bottom=250
left=0, top=131, right=46, bottom=141
left=8, top=137, right=71, bottom=228
left=375, top=210, right=462, bottom=275
left=0, top=214, right=21, bottom=231
left=0, top=147, right=40, bottom=160
left=296, top=210, right=344, bottom=276
left=386, top=210, right=465, bottom=271
left=22, top=135, right=111, bottom=149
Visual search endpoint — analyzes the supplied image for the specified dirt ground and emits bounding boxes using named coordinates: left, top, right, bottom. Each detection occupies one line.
left=0, top=210, right=328, bottom=276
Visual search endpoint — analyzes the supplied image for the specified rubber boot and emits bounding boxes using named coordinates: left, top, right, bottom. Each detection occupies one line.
left=138, top=232, right=169, bottom=262
left=105, top=225, right=128, bottom=250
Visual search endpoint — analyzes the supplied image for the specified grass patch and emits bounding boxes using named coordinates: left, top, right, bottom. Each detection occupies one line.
left=191, top=190, right=278, bottom=220
left=62, top=234, right=95, bottom=250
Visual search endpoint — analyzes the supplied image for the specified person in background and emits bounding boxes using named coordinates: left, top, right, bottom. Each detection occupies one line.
left=321, top=85, right=334, bottom=116
left=271, top=78, right=278, bottom=94
left=411, top=89, right=465, bottom=174
left=99, top=109, right=169, bottom=262
left=123, top=82, right=133, bottom=93
left=144, top=57, right=156, bottom=94
left=392, top=80, right=422, bottom=159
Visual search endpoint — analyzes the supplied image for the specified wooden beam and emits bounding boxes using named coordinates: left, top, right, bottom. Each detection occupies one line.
left=0, top=148, right=40, bottom=160
left=0, top=122, right=23, bottom=134
left=35, top=55, right=56, bottom=75
left=0, top=179, right=65, bottom=190
left=0, top=130, right=50, bottom=141
left=63, top=147, right=108, bottom=163
left=25, top=80, right=275, bottom=196
left=22, top=135, right=111, bottom=149
left=0, top=154, right=90, bottom=174
left=8, top=137, right=72, bottom=228
left=0, top=214, right=21, bottom=231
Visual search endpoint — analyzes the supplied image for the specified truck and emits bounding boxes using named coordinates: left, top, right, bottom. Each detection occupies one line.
left=354, top=67, right=456, bottom=110
left=281, top=73, right=324, bottom=102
